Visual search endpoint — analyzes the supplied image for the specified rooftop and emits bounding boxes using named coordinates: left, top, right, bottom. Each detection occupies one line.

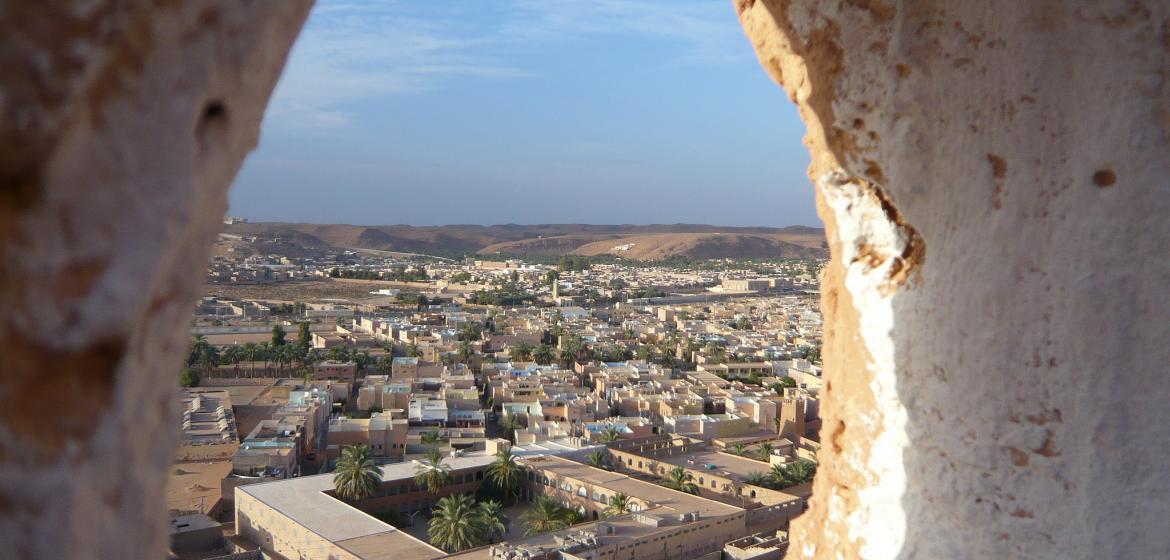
left=238, top=454, right=495, bottom=549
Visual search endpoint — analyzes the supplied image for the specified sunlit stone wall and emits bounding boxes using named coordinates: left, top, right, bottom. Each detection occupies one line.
left=736, top=1, right=1170, bottom=557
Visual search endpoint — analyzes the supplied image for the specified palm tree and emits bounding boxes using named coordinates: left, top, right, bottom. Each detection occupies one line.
left=475, top=499, right=509, bottom=543
left=757, top=442, right=775, bottom=462
left=239, top=341, right=256, bottom=376
left=223, top=346, right=243, bottom=375
left=603, top=492, right=631, bottom=517
left=534, top=344, right=555, bottom=365
left=744, top=471, right=771, bottom=488
left=188, top=335, right=211, bottom=368
left=769, top=463, right=788, bottom=489
left=421, top=431, right=442, bottom=448
left=597, top=426, right=622, bottom=443
left=522, top=495, right=575, bottom=535
left=586, top=449, right=609, bottom=470
left=730, top=443, right=748, bottom=456
left=486, top=448, right=524, bottom=504
left=257, top=342, right=272, bottom=375
left=458, top=322, right=481, bottom=342
left=458, top=340, right=474, bottom=363
left=333, top=444, right=383, bottom=501
left=775, top=459, right=817, bottom=488
left=706, top=341, right=727, bottom=363
left=414, top=448, right=452, bottom=494
left=196, top=345, right=220, bottom=377
left=498, top=414, right=523, bottom=443
left=661, top=466, right=699, bottom=495
left=635, top=346, right=653, bottom=362
left=512, top=340, right=533, bottom=361
left=428, top=494, right=482, bottom=552
left=557, top=348, right=575, bottom=368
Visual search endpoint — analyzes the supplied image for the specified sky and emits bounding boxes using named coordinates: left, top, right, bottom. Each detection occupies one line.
left=228, top=0, right=819, bottom=228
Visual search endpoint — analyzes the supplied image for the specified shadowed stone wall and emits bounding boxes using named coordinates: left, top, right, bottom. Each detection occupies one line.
left=0, top=2, right=312, bottom=557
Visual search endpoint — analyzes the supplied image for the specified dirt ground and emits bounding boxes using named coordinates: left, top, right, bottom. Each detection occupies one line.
left=166, top=459, right=233, bottom=515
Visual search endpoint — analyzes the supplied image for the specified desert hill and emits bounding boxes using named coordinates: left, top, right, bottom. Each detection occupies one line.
left=222, top=222, right=827, bottom=260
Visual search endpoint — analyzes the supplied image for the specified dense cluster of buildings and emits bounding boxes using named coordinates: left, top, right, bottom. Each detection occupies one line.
left=171, top=255, right=824, bottom=559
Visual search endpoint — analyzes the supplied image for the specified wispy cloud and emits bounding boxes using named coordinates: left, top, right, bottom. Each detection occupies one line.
left=502, top=0, right=747, bottom=64
left=266, top=0, right=746, bottom=128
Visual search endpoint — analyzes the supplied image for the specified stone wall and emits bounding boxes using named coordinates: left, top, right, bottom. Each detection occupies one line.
left=736, top=0, right=1170, bottom=558
left=0, top=2, right=312, bottom=558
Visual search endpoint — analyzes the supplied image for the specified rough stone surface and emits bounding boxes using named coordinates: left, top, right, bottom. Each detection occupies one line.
left=736, top=0, right=1170, bottom=558
left=0, top=1, right=311, bottom=557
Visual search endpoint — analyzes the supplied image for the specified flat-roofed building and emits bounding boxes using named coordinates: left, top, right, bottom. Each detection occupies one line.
left=315, top=360, right=358, bottom=385
left=179, top=389, right=238, bottom=446
left=235, top=454, right=495, bottom=560
left=500, top=455, right=747, bottom=560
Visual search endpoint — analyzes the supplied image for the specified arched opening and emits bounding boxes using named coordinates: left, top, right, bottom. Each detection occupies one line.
left=4, top=1, right=1165, bottom=559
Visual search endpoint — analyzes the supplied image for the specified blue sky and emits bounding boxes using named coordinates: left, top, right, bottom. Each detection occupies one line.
left=229, top=0, right=818, bottom=228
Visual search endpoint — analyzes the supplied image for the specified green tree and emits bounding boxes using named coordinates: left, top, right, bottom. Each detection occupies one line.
left=297, top=321, right=311, bottom=349
left=586, top=449, right=609, bottom=470
left=706, top=341, right=727, bottom=363
left=223, top=346, right=243, bottom=375
left=458, top=322, right=481, bottom=342
left=498, top=414, right=524, bottom=443
left=635, top=346, right=653, bottom=362
left=660, top=466, right=698, bottom=495
left=421, top=431, right=442, bottom=448
left=179, top=368, right=200, bottom=388
left=730, top=443, right=748, bottom=456
left=603, top=492, right=632, bottom=517
left=333, top=444, right=383, bottom=501
left=522, top=495, right=577, bottom=535
left=486, top=448, right=525, bottom=504
left=534, top=344, right=555, bottom=365
left=457, top=340, right=474, bottom=363
left=271, top=324, right=287, bottom=347
left=757, top=442, right=775, bottom=462
left=428, top=494, right=482, bottom=552
left=744, top=471, right=771, bottom=488
left=475, top=499, right=510, bottom=544
left=597, top=426, right=623, bottom=443
left=414, top=448, right=452, bottom=494
left=511, top=340, right=533, bottom=362
left=773, top=459, right=817, bottom=488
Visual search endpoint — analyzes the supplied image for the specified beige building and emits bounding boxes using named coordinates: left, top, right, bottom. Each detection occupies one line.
left=327, top=413, right=408, bottom=461
left=235, top=454, right=495, bottom=560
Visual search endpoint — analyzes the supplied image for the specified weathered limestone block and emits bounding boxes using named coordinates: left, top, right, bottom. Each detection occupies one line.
left=0, top=2, right=311, bottom=558
left=736, top=0, right=1170, bottom=558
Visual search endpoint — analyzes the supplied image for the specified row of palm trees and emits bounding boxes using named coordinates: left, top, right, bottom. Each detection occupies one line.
left=187, top=334, right=374, bottom=378
left=728, top=441, right=777, bottom=463
left=742, top=460, right=817, bottom=490
left=428, top=494, right=508, bottom=552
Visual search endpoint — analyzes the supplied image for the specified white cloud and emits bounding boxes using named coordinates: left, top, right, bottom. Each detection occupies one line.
left=265, top=0, right=747, bottom=128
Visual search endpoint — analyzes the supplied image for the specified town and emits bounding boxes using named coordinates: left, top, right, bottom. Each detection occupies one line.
left=169, top=236, right=825, bottom=560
